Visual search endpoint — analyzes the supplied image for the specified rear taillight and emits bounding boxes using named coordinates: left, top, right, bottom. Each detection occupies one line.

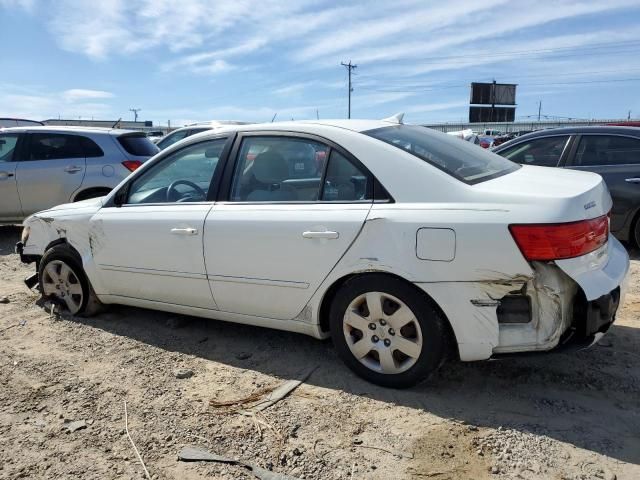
left=122, top=160, right=142, bottom=172
left=509, top=214, right=609, bottom=261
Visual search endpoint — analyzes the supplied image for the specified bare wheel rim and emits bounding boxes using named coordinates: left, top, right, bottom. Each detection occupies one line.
left=342, top=291, right=423, bottom=375
left=41, top=260, right=84, bottom=314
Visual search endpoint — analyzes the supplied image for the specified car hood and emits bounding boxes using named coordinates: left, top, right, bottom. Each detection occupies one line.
left=25, top=197, right=105, bottom=223
left=475, top=164, right=611, bottom=221
left=42, top=196, right=104, bottom=213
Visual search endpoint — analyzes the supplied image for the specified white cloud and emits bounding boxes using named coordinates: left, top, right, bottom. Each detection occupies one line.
left=0, top=85, right=116, bottom=120
left=62, top=89, right=115, bottom=102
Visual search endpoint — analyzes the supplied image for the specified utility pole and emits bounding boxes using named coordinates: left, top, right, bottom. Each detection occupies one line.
left=538, top=101, right=542, bottom=121
left=129, top=108, right=141, bottom=123
left=628, top=110, right=632, bottom=120
left=341, top=60, right=357, bottom=119
left=491, top=79, right=496, bottom=122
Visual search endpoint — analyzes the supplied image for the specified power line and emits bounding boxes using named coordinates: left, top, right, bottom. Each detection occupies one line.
left=356, top=67, right=640, bottom=89
left=341, top=60, right=357, bottom=119
left=356, top=40, right=640, bottom=66
left=354, top=77, right=640, bottom=94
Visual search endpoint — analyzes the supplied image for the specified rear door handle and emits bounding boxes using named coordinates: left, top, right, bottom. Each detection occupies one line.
left=302, top=231, right=339, bottom=239
left=171, top=227, right=198, bottom=235
left=625, top=178, right=640, bottom=184
left=0, top=171, right=14, bottom=179
left=64, top=166, right=83, bottom=174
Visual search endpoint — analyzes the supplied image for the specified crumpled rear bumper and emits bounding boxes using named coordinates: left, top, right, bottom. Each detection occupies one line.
left=555, top=235, right=630, bottom=303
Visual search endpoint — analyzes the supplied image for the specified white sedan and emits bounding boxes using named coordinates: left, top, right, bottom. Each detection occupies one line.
left=16, top=117, right=629, bottom=388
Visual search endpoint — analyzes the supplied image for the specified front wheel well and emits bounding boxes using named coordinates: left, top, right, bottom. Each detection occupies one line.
left=43, top=238, right=82, bottom=263
left=318, top=271, right=460, bottom=361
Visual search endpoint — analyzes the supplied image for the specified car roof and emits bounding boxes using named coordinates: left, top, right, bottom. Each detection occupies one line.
left=493, top=125, right=640, bottom=150
left=200, top=119, right=401, bottom=135
left=0, top=125, right=140, bottom=136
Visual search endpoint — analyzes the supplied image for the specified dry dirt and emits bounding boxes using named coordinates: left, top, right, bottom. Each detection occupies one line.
left=0, top=225, right=638, bottom=480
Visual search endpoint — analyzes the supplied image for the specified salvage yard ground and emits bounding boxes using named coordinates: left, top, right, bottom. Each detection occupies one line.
left=0, top=225, right=638, bottom=480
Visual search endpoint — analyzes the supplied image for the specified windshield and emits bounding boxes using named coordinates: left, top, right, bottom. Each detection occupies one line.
left=365, top=125, right=520, bottom=184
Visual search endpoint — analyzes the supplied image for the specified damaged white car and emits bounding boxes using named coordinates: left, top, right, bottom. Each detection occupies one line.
left=16, top=117, right=629, bottom=388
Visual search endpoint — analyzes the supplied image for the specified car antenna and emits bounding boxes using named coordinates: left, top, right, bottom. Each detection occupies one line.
left=271, top=113, right=277, bottom=123
left=112, top=117, right=122, bottom=128
left=382, top=112, right=404, bottom=124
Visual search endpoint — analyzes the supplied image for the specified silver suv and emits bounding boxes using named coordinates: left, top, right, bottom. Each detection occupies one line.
left=0, top=126, right=158, bottom=223
left=156, top=120, right=251, bottom=150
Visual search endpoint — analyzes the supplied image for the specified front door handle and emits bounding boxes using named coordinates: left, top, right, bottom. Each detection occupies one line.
left=302, top=230, right=339, bottom=239
left=64, top=166, right=83, bottom=174
left=0, top=171, right=14, bottom=179
left=625, top=178, right=640, bottom=184
left=171, top=227, right=198, bottom=235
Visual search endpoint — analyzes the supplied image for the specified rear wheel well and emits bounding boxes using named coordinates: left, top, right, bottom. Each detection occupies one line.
left=73, top=187, right=112, bottom=202
left=629, top=207, right=640, bottom=246
left=319, top=271, right=460, bottom=361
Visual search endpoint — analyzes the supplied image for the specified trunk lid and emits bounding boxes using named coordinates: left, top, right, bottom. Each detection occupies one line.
left=476, top=165, right=627, bottom=302
left=474, top=164, right=612, bottom=222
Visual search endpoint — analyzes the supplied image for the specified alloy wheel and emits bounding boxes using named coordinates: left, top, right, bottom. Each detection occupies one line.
left=342, top=291, right=423, bottom=374
left=41, top=260, right=84, bottom=314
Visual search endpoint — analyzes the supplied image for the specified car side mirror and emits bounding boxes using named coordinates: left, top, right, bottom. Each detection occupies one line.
left=113, top=187, right=128, bottom=207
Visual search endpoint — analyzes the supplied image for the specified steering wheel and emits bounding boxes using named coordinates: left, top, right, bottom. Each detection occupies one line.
left=166, top=179, right=207, bottom=202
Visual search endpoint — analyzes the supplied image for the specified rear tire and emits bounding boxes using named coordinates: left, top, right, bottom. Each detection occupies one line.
left=633, top=216, right=640, bottom=248
left=329, top=274, right=448, bottom=388
left=38, top=245, right=102, bottom=316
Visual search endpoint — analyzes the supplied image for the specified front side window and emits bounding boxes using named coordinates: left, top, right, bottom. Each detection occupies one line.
left=230, top=136, right=329, bottom=202
left=574, top=135, right=640, bottom=166
left=0, top=134, right=19, bottom=162
left=365, top=125, right=519, bottom=184
left=27, top=133, right=84, bottom=160
left=126, top=138, right=226, bottom=204
left=500, top=136, right=570, bottom=167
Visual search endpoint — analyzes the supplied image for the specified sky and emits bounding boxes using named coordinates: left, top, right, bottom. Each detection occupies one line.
left=1, top=0, right=640, bottom=127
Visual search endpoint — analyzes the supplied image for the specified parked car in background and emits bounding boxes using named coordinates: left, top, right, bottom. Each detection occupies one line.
left=478, top=135, right=494, bottom=148
left=17, top=119, right=628, bottom=388
left=483, top=129, right=502, bottom=136
left=492, top=130, right=535, bottom=147
left=493, top=126, right=640, bottom=245
left=156, top=120, right=251, bottom=150
left=146, top=130, right=165, bottom=141
left=0, top=118, right=44, bottom=128
left=0, top=126, right=158, bottom=223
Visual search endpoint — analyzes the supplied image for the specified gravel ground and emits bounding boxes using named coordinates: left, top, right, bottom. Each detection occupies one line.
left=0, top=225, right=638, bottom=480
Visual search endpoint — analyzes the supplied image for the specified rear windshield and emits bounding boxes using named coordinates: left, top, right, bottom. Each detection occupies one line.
left=365, top=125, right=520, bottom=184
left=117, top=134, right=159, bottom=157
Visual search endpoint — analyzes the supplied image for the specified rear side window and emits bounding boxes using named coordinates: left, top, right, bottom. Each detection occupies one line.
left=189, top=128, right=210, bottom=136
left=321, top=151, right=371, bottom=201
left=79, top=136, right=104, bottom=157
left=0, top=133, right=19, bottom=162
left=499, top=136, right=569, bottom=167
left=117, top=134, right=159, bottom=157
left=574, top=135, right=640, bottom=166
left=27, top=133, right=84, bottom=160
left=365, top=125, right=519, bottom=184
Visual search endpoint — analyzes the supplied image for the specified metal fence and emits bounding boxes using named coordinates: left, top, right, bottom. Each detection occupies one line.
left=423, top=118, right=635, bottom=134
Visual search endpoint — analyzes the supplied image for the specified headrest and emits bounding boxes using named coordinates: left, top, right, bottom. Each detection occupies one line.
left=252, top=150, right=289, bottom=184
